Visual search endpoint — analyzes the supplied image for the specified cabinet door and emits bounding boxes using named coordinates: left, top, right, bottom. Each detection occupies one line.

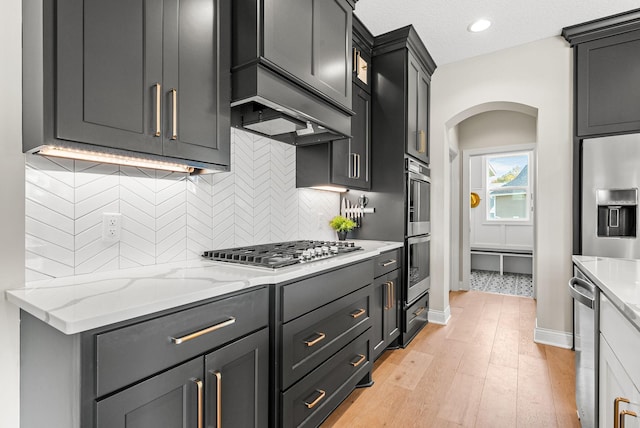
left=371, top=276, right=386, bottom=360
left=599, top=335, right=640, bottom=428
left=205, top=328, right=269, bottom=428
left=406, top=52, right=429, bottom=164
left=263, top=0, right=352, bottom=109
left=577, top=29, right=640, bottom=136
left=331, top=85, right=370, bottom=190
left=162, top=0, right=230, bottom=166
left=96, top=357, right=202, bottom=428
left=385, top=269, right=401, bottom=343
left=56, top=0, right=163, bottom=154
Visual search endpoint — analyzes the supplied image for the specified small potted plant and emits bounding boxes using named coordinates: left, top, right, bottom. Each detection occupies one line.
left=329, top=215, right=357, bottom=240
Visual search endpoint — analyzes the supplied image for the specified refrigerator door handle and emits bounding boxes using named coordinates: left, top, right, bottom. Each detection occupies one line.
left=568, top=276, right=595, bottom=309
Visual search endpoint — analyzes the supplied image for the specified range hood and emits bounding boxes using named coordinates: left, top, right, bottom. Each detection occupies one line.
left=230, top=0, right=355, bottom=146
left=230, top=62, right=353, bottom=145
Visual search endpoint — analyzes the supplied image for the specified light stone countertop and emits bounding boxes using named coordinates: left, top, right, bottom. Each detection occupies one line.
left=573, top=255, right=640, bottom=332
left=6, top=240, right=403, bottom=335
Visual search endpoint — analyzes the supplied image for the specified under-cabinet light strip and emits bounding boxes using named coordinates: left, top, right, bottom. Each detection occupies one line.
left=37, top=146, right=195, bottom=174
left=310, top=185, right=348, bottom=193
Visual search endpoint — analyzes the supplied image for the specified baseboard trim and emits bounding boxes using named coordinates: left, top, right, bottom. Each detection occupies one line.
left=428, top=305, right=451, bottom=325
left=533, top=319, right=573, bottom=349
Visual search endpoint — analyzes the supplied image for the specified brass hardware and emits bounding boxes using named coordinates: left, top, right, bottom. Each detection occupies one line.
left=349, top=152, right=357, bottom=179
left=620, top=410, right=638, bottom=428
left=418, top=130, right=427, bottom=153
left=192, top=378, right=203, bottom=428
left=356, top=153, right=361, bottom=179
left=381, top=259, right=397, bottom=267
left=414, top=307, right=426, bottom=317
left=615, top=397, right=631, bottom=428
left=470, top=192, right=481, bottom=208
left=389, top=280, right=394, bottom=308
left=170, top=317, right=236, bottom=344
left=350, top=354, right=366, bottom=367
left=352, top=48, right=359, bottom=73
left=214, top=371, right=222, bottom=428
left=154, top=83, right=161, bottom=137
left=384, top=281, right=392, bottom=310
left=304, top=332, right=326, bottom=347
left=171, top=88, right=178, bottom=140
left=350, top=308, right=366, bottom=319
left=304, top=389, right=326, bottom=409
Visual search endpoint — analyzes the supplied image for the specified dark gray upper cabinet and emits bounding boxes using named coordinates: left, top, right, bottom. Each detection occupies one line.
left=23, top=0, right=231, bottom=171
left=295, top=16, right=372, bottom=191
left=563, top=9, right=640, bottom=137
left=372, top=26, right=436, bottom=166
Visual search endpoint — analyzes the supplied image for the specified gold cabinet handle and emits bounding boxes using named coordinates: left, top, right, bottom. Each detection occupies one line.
left=350, top=308, right=366, bottom=319
left=170, top=317, right=236, bottom=344
left=414, top=307, right=426, bottom=317
left=620, top=410, right=638, bottom=428
left=304, top=389, right=326, bottom=409
left=352, top=48, right=359, bottom=73
left=154, top=83, right=161, bottom=137
left=191, top=378, right=203, bottom=428
left=355, top=153, right=361, bottom=179
left=304, top=332, right=326, bottom=347
left=418, top=130, right=427, bottom=153
left=384, top=281, right=391, bottom=310
left=213, top=371, right=222, bottom=428
left=390, top=280, right=394, bottom=309
left=171, top=88, right=178, bottom=140
left=349, top=152, right=357, bottom=179
left=615, top=397, right=631, bottom=428
left=381, top=259, right=397, bottom=267
left=350, top=354, right=366, bottom=368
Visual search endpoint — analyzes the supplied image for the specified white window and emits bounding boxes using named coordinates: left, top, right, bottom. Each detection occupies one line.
left=485, top=151, right=531, bottom=222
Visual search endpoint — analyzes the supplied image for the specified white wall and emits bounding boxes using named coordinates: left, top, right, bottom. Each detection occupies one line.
left=0, top=0, right=24, bottom=425
left=431, top=36, right=573, bottom=341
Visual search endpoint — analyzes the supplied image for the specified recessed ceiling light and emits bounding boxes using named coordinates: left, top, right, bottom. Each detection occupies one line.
left=468, top=19, right=491, bottom=33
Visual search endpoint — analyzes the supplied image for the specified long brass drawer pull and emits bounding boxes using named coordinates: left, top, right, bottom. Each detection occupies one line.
left=418, top=130, right=427, bottom=153
left=350, top=308, right=366, bottom=319
left=191, top=378, right=203, bottom=428
left=214, top=371, right=222, bottom=428
left=381, top=259, right=397, bottom=267
left=620, top=410, right=637, bottom=428
left=154, top=83, right=161, bottom=137
left=304, top=389, right=326, bottom=409
left=170, top=317, right=236, bottom=344
left=615, top=397, right=631, bottom=428
left=414, top=307, right=426, bottom=317
left=171, top=88, right=178, bottom=140
left=389, top=281, right=394, bottom=309
left=304, top=332, right=326, bottom=347
left=385, top=281, right=392, bottom=310
left=350, top=354, right=366, bottom=368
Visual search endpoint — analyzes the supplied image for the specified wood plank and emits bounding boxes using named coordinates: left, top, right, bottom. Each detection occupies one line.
left=475, top=363, right=518, bottom=428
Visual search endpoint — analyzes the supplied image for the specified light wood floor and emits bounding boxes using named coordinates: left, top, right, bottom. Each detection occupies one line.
left=322, top=290, right=579, bottom=428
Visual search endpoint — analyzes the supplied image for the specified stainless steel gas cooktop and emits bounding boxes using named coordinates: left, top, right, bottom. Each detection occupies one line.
left=202, top=240, right=362, bottom=269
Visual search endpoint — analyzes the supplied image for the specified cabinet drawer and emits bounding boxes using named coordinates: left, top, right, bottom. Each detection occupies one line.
left=281, top=285, right=371, bottom=389
left=281, top=260, right=373, bottom=322
left=373, top=249, right=401, bottom=278
left=600, top=293, right=640, bottom=390
left=95, top=287, right=268, bottom=396
left=405, top=291, right=429, bottom=342
left=281, top=330, right=371, bottom=428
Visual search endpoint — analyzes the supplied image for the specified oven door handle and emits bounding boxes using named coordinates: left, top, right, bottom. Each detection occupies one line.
left=407, top=171, right=431, bottom=184
left=407, top=235, right=431, bottom=245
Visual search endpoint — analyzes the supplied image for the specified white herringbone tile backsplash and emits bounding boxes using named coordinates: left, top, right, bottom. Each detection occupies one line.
left=25, top=129, right=340, bottom=280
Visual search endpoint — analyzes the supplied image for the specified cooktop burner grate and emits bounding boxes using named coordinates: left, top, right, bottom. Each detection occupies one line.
left=202, top=240, right=362, bottom=269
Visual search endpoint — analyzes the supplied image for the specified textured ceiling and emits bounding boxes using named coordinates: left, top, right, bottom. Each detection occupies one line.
left=354, top=0, right=640, bottom=65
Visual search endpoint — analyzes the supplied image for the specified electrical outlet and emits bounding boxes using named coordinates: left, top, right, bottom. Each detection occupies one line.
left=102, top=213, right=122, bottom=242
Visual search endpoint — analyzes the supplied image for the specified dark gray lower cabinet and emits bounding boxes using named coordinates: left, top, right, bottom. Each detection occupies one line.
left=20, top=287, right=268, bottom=428
left=272, top=260, right=374, bottom=427
left=371, top=250, right=401, bottom=361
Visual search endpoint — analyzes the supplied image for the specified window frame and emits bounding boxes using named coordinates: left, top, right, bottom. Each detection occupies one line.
left=484, top=151, right=532, bottom=224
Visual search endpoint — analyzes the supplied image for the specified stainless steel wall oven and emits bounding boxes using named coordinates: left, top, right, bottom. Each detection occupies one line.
left=406, top=234, right=430, bottom=303
left=407, top=158, right=431, bottom=236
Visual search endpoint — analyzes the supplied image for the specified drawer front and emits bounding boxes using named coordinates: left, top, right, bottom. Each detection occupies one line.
left=373, top=249, right=401, bottom=278
left=405, top=291, right=429, bottom=338
left=96, top=287, right=268, bottom=396
left=600, top=293, right=640, bottom=390
left=281, top=260, right=373, bottom=322
left=281, top=285, right=371, bottom=389
left=281, top=330, right=371, bottom=428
